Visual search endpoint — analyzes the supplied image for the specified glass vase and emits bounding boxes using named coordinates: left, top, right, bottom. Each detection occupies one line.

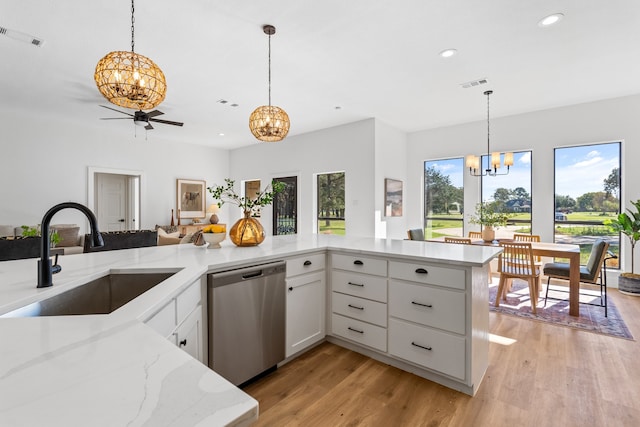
left=229, top=211, right=265, bottom=246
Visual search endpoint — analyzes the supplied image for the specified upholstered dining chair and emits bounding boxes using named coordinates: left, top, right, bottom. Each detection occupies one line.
left=543, top=239, right=613, bottom=317
left=468, top=231, right=482, bottom=240
left=495, top=241, right=541, bottom=314
left=444, top=237, right=472, bottom=244
left=407, top=228, right=425, bottom=240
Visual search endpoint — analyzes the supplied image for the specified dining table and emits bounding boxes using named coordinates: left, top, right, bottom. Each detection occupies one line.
left=429, top=237, right=583, bottom=316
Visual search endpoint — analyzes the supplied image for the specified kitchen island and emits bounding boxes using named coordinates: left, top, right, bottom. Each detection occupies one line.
left=0, top=234, right=500, bottom=426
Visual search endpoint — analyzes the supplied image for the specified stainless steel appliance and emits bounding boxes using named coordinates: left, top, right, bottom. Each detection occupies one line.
left=208, top=261, right=286, bottom=386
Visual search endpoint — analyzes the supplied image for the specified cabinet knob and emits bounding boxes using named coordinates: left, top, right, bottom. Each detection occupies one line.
left=288, top=286, right=293, bottom=291
left=179, top=339, right=187, bottom=347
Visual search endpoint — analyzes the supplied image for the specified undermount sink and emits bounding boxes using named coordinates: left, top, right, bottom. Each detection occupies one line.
left=2, top=272, right=176, bottom=318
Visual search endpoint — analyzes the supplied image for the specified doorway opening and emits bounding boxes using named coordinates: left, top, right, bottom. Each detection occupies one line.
left=88, top=167, right=142, bottom=232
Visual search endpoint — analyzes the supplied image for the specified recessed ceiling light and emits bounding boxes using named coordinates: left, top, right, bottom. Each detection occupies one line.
left=335, top=106, right=342, bottom=110
left=538, top=13, right=564, bottom=27
left=218, top=133, right=225, bottom=137
left=439, top=49, right=457, bottom=58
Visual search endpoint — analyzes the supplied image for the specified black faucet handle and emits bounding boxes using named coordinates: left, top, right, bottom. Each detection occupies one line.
left=51, top=254, right=61, bottom=275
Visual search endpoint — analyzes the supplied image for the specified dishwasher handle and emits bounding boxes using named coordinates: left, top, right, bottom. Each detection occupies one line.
left=242, top=270, right=264, bottom=280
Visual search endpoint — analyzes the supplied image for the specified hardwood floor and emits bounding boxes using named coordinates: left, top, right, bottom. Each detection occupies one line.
left=243, top=289, right=640, bottom=427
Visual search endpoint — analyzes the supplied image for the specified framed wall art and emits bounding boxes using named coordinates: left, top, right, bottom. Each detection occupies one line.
left=384, top=178, right=403, bottom=217
left=177, top=179, right=206, bottom=219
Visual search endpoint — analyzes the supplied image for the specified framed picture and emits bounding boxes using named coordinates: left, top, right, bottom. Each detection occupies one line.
left=177, top=179, right=206, bottom=219
left=384, top=178, right=403, bottom=217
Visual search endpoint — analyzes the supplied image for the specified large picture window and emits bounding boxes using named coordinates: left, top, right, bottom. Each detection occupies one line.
left=317, top=172, right=345, bottom=235
left=424, top=158, right=464, bottom=238
left=481, top=151, right=532, bottom=235
left=554, top=142, right=620, bottom=266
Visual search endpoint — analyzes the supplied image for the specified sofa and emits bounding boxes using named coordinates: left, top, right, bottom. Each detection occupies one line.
left=83, top=230, right=157, bottom=253
left=0, top=223, right=84, bottom=257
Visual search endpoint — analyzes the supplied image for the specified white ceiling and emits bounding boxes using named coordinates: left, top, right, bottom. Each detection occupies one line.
left=2, top=1, right=640, bottom=150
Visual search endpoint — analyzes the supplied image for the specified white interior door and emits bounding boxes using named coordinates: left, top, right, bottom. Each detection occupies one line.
left=97, top=173, right=128, bottom=231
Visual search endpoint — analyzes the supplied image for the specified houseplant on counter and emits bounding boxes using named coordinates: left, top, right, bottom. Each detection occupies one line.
left=605, top=199, right=640, bottom=295
left=207, top=178, right=285, bottom=246
left=468, top=202, right=511, bottom=242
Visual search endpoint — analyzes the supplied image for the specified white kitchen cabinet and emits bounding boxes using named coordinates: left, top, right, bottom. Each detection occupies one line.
left=285, top=253, right=326, bottom=358
left=145, top=276, right=207, bottom=365
left=174, top=304, right=204, bottom=362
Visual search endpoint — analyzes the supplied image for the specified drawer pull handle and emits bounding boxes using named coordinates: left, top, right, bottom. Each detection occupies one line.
left=348, top=304, right=364, bottom=310
left=411, top=342, right=432, bottom=351
left=348, top=326, right=364, bottom=334
left=415, top=268, right=428, bottom=274
left=411, top=301, right=433, bottom=308
left=303, top=260, right=312, bottom=266
left=348, top=281, right=364, bottom=287
left=354, top=260, right=364, bottom=266
left=179, top=339, right=187, bottom=347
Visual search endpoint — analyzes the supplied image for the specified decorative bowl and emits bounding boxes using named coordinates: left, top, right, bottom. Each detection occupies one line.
left=202, top=232, right=225, bottom=248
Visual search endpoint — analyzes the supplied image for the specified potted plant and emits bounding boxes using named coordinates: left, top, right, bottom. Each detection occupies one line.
left=21, top=225, right=60, bottom=247
left=468, top=202, right=511, bottom=242
left=207, top=179, right=285, bottom=246
left=605, top=199, right=640, bottom=295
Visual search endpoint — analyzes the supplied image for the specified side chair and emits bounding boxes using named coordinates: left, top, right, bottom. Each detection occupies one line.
left=444, top=237, right=472, bottom=244
left=495, top=241, right=541, bottom=314
left=407, top=228, right=425, bottom=240
left=543, top=239, right=614, bottom=317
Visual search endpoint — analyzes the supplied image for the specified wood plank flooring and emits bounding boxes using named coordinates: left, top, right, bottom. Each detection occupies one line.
left=243, top=289, right=640, bottom=427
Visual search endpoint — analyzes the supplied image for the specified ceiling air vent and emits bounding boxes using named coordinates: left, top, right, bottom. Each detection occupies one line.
left=460, top=78, right=488, bottom=89
left=0, top=26, right=44, bottom=47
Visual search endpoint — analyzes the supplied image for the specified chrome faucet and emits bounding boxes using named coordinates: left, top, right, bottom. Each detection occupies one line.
left=37, top=202, right=104, bottom=288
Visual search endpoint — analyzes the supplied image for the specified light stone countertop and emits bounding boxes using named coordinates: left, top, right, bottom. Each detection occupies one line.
left=0, top=234, right=500, bottom=426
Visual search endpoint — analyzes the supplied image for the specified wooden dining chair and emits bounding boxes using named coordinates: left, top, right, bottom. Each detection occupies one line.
left=513, top=233, right=542, bottom=264
left=444, top=237, right=472, bottom=244
left=468, top=231, right=482, bottom=240
left=495, top=241, right=542, bottom=314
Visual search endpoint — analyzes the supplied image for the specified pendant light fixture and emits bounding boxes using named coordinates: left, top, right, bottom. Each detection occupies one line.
left=94, top=0, right=166, bottom=110
left=466, top=90, right=513, bottom=176
left=249, top=25, right=290, bottom=142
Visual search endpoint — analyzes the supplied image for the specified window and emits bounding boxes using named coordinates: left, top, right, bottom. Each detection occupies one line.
left=554, top=142, right=620, bottom=267
left=424, top=158, right=464, bottom=238
left=317, top=172, right=345, bottom=235
left=481, top=151, right=532, bottom=234
left=273, top=176, right=297, bottom=235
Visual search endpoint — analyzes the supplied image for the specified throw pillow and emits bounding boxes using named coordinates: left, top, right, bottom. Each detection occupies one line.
left=55, top=227, right=80, bottom=247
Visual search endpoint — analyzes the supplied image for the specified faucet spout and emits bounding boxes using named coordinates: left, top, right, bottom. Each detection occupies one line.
left=37, top=202, right=104, bottom=288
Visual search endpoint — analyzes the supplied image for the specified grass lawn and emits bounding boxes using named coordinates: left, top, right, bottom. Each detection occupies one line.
left=319, top=220, right=345, bottom=235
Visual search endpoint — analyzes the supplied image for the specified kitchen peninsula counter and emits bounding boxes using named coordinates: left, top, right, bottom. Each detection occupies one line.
left=0, top=234, right=500, bottom=426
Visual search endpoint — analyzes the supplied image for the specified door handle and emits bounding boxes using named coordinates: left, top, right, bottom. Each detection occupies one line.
left=118, top=219, right=125, bottom=222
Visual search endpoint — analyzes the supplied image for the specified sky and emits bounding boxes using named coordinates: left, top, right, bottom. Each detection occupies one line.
left=555, top=143, right=619, bottom=199
left=424, top=143, right=619, bottom=202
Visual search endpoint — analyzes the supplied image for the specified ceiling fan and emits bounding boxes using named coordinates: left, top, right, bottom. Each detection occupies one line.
left=99, top=105, right=184, bottom=130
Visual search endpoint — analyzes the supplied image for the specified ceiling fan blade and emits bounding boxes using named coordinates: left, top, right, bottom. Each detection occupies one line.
left=146, top=110, right=164, bottom=118
left=149, top=118, right=184, bottom=127
left=100, top=105, right=133, bottom=117
left=145, top=123, right=154, bottom=130
left=99, top=117, right=132, bottom=120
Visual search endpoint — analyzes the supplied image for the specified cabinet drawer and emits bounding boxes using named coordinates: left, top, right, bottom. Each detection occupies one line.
left=145, top=299, right=177, bottom=338
left=332, top=270, right=387, bottom=302
left=389, top=280, right=465, bottom=334
left=286, top=253, right=326, bottom=277
left=332, top=253, right=387, bottom=277
left=389, top=318, right=465, bottom=380
left=332, top=313, right=387, bottom=352
left=176, top=280, right=202, bottom=325
left=332, top=292, right=387, bottom=327
left=389, top=261, right=465, bottom=290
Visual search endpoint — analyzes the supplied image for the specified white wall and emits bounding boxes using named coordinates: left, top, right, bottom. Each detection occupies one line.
left=229, top=119, right=376, bottom=237
left=374, top=120, right=408, bottom=239
left=407, top=94, right=640, bottom=274
left=0, top=110, right=230, bottom=232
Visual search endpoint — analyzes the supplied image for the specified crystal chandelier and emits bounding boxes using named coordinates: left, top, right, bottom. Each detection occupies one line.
left=94, top=0, right=166, bottom=110
left=249, top=25, right=290, bottom=142
left=466, top=90, right=513, bottom=176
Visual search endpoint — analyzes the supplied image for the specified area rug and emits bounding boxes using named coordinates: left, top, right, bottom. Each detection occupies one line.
left=489, top=279, right=634, bottom=340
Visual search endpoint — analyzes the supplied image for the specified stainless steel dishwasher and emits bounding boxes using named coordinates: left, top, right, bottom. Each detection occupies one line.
left=208, top=261, right=286, bottom=386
